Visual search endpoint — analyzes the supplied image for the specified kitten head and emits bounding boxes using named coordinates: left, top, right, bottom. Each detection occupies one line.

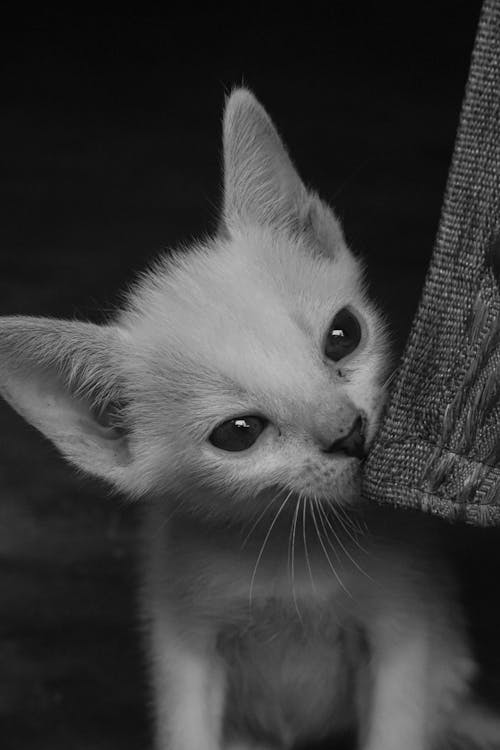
left=0, top=89, right=389, bottom=523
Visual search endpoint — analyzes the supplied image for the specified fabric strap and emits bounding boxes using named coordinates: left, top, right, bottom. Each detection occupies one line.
left=363, top=0, right=500, bottom=524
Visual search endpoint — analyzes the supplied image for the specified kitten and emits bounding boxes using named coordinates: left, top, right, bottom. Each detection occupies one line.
left=0, top=88, right=499, bottom=750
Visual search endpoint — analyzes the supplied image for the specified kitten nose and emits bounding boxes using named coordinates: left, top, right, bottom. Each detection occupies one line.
left=323, top=415, right=366, bottom=459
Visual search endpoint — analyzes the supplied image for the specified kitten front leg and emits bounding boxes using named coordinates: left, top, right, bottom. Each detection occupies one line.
left=149, top=613, right=226, bottom=750
left=362, top=618, right=474, bottom=750
left=362, top=627, right=428, bottom=750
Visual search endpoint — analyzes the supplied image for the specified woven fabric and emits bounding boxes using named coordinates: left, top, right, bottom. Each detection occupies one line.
left=363, top=0, right=500, bottom=525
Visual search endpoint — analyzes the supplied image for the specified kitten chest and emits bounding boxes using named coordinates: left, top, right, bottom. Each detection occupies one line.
left=218, top=599, right=360, bottom=747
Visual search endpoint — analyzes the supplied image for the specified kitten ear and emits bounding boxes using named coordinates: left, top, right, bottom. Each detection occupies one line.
left=0, top=317, right=132, bottom=486
left=222, top=88, right=308, bottom=229
left=222, top=88, right=346, bottom=253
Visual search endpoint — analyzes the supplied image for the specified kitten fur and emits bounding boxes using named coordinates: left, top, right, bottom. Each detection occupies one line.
left=1, top=89, right=499, bottom=750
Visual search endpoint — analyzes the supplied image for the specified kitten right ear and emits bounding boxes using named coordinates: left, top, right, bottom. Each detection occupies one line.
left=222, top=88, right=308, bottom=230
left=221, top=89, right=346, bottom=254
left=0, top=316, right=132, bottom=487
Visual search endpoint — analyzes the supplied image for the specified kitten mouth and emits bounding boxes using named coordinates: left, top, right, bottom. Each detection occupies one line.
left=285, top=458, right=363, bottom=507
left=331, top=454, right=364, bottom=473
left=339, top=446, right=368, bottom=463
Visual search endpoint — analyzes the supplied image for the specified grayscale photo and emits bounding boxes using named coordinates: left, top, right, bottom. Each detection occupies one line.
left=2, top=3, right=500, bottom=749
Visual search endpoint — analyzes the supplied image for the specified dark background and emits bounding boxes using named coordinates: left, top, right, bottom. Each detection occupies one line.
left=0, top=4, right=490, bottom=748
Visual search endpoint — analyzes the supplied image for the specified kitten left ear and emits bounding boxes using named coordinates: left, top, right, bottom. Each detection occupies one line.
left=0, top=317, right=132, bottom=487
left=222, top=88, right=308, bottom=230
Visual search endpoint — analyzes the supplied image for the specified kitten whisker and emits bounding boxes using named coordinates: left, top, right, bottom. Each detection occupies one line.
left=154, top=494, right=188, bottom=537
left=241, top=486, right=287, bottom=550
left=319, top=501, right=373, bottom=583
left=346, top=507, right=369, bottom=538
left=289, top=492, right=304, bottom=624
left=248, top=489, right=292, bottom=610
left=331, top=503, right=369, bottom=555
left=382, top=365, right=399, bottom=390
left=335, top=501, right=366, bottom=535
left=314, top=500, right=342, bottom=565
left=311, top=496, right=352, bottom=599
left=302, top=495, right=317, bottom=595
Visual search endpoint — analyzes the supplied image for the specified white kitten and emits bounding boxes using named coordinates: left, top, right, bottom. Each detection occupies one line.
left=0, top=89, right=498, bottom=750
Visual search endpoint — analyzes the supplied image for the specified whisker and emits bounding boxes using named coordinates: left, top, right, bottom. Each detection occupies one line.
left=287, top=493, right=294, bottom=584
left=289, top=492, right=303, bottom=624
left=154, top=494, right=189, bottom=538
left=241, top=486, right=287, bottom=550
left=248, top=489, right=292, bottom=609
left=382, top=366, right=399, bottom=390
left=331, top=503, right=369, bottom=554
left=335, top=500, right=365, bottom=534
left=319, top=501, right=373, bottom=582
left=314, top=500, right=342, bottom=565
left=312, top=496, right=352, bottom=599
left=302, top=496, right=317, bottom=595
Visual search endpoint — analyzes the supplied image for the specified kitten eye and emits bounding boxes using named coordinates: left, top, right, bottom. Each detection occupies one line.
left=209, top=416, right=267, bottom=452
left=324, top=308, right=362, bottom=362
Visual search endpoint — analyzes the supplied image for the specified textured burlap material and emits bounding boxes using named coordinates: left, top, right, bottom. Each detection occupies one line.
left=363, top=0, right=500, bottom=525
